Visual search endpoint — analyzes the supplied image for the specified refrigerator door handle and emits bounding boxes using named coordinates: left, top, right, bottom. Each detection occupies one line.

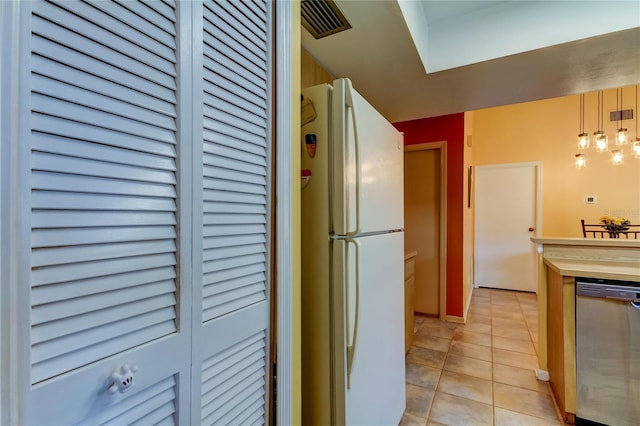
left=344, top=80, right=361, bottom=236
left=346, top=238, right=360, bottom=389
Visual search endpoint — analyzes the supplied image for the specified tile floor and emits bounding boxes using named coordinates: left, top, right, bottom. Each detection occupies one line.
left=400, top=287, right=563, bottom=426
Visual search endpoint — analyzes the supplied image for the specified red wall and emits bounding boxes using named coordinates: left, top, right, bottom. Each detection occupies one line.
left=394, top=114, right=465, bottom=318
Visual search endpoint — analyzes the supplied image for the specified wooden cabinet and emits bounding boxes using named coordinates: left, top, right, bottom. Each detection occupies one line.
left=404, top=252, right=417, bottom=353
left=546, top=268, right=576, bottom=424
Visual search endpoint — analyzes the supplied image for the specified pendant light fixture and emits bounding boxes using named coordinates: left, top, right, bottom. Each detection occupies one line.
left=593, top=91, right=608, bottom=152
left=634, top=85, right=640, bottom=159
left=577, top=93, right=589, bottom=149
left=615, top=88, right=628, bottom=145
left=575, top=153, right=586, bottom=168
left=611, top=149, right=624, bottom=165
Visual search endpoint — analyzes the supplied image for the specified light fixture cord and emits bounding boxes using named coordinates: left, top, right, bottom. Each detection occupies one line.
left=636, top=85, right=639, bottom=137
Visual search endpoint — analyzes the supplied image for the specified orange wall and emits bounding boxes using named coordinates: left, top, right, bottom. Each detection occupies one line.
left=472, top=87, right=640, bottom=237
left=394, top=114, right=465, bottom=318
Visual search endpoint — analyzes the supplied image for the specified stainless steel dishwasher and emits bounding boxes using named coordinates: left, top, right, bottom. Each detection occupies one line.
left=576, top=277, right=640, bottom=425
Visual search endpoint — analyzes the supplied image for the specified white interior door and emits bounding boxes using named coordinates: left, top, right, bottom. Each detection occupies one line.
left=474, top=163, right=540, bottom=292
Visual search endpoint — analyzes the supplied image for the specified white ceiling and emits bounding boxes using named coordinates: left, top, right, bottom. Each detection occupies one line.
left=301, top=0, right=640, bottom=123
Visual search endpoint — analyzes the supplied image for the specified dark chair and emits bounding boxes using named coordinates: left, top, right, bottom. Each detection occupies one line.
left=581, top=219, right=640, bottom=239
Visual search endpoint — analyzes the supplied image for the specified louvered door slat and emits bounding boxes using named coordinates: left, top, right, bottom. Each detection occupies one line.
left=204, top=201, right=265, bottom=215
left=32, top=75, right=176, bottom=130
left=32, top=283, right=176, bottom=325
left=32, top=293, right=176, bottom=342
left=230, top=0, right=266, bottom=27
left=32, top=152, right=176, bottom=184
left=206, top=54, right=267, bottom=102
left=32, top=57, right=176, bottom=117
left=32, top=132, right=176, bottom=169
left=204, top=234, right=265, bottom=250
left=31, top=16, right=175, bottom=89
left=31, top=37, right=176, bottom=103
left=203, top=223, right=265, bottom=238
left=202, top=272, right=265, bottom=298
left=203, top=264, right=265, bottom=288
left=206, top=383, right=265, bottom=425
left=204, top=104, right=266, bottom=138
left=32, top=192, right=175, bottom=212
left=32, top=173, right=176, bottom=198
left=208, top=3, right=266, bottom=68
left=207, top=95, right=266, bottom=129
left=204, top=153, right=266, bottom=177
left=204, top=130, right=267, bottom=159
left=32, top=95, right=176, bottom=143
left=31, top=115, right=177, bottom=157
left=31, top=211, right=176, bottom=229
left=115, top=0, right=176, bottom=36
left=218, top=1, right=266, bottom=44
left=66, top=1, right=176, bottom=55
left=203, top=190, right=266, bottom=205
left=205, top=115, right=266, bottom=148
left=32, top=321, right=176, bottom=383
left=204, top=166, right=266, bottom=186
left=33, top=1, right=176, bottom=76
left=203, top=213, right=265, bottom=226
left=138, top=0, right=176, bottom=23
left=32, top=307, right=176, bottom=363
left=32, top=226, right=176, bottom=248
left=203, top=243, right=265, bottom=262
left=204, top=80, right=267, bottom=120
left=204, top=177, right=266, bottom=196
left=32, top=239, right=176, bottom=267
left=203, top=78, right=265, bottom=118
left=88, top=376, right=176, bottom=425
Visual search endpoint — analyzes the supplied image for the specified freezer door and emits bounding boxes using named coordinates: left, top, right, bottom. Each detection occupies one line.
left=332, top=232, right=406, bottom=425
left=332, top=78, right=404, bottom=236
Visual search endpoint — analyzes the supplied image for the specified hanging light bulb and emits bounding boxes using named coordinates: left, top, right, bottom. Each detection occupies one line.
left=615, top=88, right=628, bottom=145
left=575, top=153, right=586, bottom=168
left=611, top=149, right=624, bottom=165
left=577, top=94, right=589, bottom=149
left=593, top=91, right=608, bottom=152
left=633, top=141, right=640, bottom=159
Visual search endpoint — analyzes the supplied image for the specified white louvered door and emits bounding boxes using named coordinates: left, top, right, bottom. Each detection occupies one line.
left=24, top=0, right=191, bottom=424
left=194, top=1, right=272, bottom=424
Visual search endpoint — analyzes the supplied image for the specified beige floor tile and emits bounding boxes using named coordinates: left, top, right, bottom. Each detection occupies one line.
left=406, top=361, right=442, bottom=391
left=414, top=314, right=428, bottom=324
left=448, top=340, right=492, bottom=362
left=457, top=321, right=491, bottom=335
left=491, top=308, right=525, bottom=322
left=492, top=324, right=531, bottom=341
left=491, top=289, right=518, bottom=298
left=453, top=329, right=492, bottom=347
left=436, top=370, right=493, bottom=405
left=443, top=354, right=492, bottom=381
left=473, top=287, right=492, bottom=298
left=468, top=306, right=492, bottom=317
left=466, top=314, right=492, bottom=325
left=492, top=316, right=527, bottom=328
left=492, top=335, right=536, bottom=355
left=412, top=334, right=451, bottom=353
left=493, top=363, right=549, bottom=394
left=494, top=382, right=560, bottom=422
left=417, top=323, right=456, bottom=340
left=420, top=316, right=458, bottom=329
left=407, top=347, right=447, bottom=369
left=494, top=407, right=560, bottom=425
left=405, top=383, right=435, bottom=419
left=426, top=421, right=447, bottom=426
left=493, top=348, right=539, bottom=370
left=428, top=391, right=493, bottom=426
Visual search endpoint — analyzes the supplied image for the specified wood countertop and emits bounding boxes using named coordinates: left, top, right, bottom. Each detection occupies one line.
left=531, top=237, right=640, bottom=248
left=543, top=259, right=640, bottom=282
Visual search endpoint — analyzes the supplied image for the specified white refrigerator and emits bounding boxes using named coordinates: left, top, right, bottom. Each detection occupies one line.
left=301, top=78, right=406, bottom=425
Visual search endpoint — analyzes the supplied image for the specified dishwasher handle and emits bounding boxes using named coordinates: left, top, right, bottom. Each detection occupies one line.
left=577, top=281, right=640, bottom=301
left=632, top=301, right=640, bottom=310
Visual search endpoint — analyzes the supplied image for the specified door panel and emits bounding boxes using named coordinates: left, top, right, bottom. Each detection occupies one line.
left=404, top=148, right=441, bottom=315
left=24, top=1, right=190, bottom=423
left=195, top=0, right=272, bottom=423
left=474, top=163, right=539, bottom=292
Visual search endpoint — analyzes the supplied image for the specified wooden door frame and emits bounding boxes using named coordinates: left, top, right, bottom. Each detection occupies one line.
left=404, top=142, right=447, bottom=321
left=473, top=161, right=543, bottom=290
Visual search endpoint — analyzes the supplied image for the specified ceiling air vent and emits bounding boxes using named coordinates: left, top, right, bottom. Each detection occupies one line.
left=301, top=0, right=352, bottom=39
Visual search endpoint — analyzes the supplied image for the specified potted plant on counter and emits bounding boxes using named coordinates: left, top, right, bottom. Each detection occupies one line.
left=599, top=215, right=631, bottom=238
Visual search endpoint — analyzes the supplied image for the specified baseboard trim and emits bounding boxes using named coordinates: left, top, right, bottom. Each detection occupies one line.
left=445, top=315, right=465, bottom=324
left=535, top=368, right=550, bottom=381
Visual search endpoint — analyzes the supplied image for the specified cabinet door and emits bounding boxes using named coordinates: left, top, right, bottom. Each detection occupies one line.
left=21, top=1, right=191, bottom=423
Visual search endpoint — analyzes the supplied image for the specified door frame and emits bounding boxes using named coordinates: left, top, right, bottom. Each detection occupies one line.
left=473, top=161, right=543, bottom=290
left=404, top=142, right=447, bottom=321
